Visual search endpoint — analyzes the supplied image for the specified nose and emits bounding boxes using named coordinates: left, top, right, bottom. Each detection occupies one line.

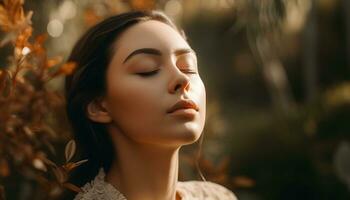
left=168, top=68, right=191, bottom=94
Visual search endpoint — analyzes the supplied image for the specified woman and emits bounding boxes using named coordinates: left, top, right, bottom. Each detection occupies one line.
left=65, top=10, right=237, bottom=200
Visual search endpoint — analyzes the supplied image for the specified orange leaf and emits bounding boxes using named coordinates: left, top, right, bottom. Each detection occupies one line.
left=0, top=0, right=29, bottom=32
left=62, top=162, right=75, bottom=172
left=31, top=33, right=47, bottom=55
left=84, top=8, right=101, bottom=27
left=15, top=26, right=32, bottom=48
left=131, top=0, right=155, bottom=10
left=46, top=56, right=63, bottom=69
left=0, top=69, right=12, bottom=98
left=52, top=167, right=68, bottom=183
left=0, top=159, right=10, bottom=177
left=65, top=140, right=76, bottom=163
left=35, top=33, right=47, bottom=44
left=62, top=182, right=82, bottom=193
left=59, top=62, right=76, bottom=75
left=23, top=126, right=34, bottom=137
left=32, top=158, right=48, bottom=172
left=232, top=176, right=255, bottom=188
left=0, top=5, right=11, bottom=32
left=73, top=159, right=88, bottom=168
left=42, top=157, right=57, bottom=168
left=63, top=159, right=88, bottom=172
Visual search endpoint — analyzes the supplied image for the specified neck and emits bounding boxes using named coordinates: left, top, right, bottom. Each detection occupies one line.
left=106, top=127, right=181, bottom=200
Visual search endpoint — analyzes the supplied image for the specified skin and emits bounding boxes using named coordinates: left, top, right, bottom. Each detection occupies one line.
left=87, top=20, right=206, bottom=200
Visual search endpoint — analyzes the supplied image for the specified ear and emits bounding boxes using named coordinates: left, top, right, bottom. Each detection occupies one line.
left=86, top=98, right=112, bottom=123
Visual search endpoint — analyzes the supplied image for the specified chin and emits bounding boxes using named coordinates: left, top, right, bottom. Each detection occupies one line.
left=168, top=123, right=203, bottom=146
left=134, top=122, right=204, bottom=148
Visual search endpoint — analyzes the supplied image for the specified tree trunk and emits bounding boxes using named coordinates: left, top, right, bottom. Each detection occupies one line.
left=303, top=0, right=318, bottom=103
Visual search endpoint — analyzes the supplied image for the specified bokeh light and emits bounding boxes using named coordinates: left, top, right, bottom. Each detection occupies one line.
left=47, top=19, right=64, bottom=38
left=59, top=0, right=77, bottom=20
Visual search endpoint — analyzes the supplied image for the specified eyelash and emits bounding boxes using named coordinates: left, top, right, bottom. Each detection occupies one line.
left=137, top=70, right=160, bottom=77
left=137, top=69, right=197, bottom=77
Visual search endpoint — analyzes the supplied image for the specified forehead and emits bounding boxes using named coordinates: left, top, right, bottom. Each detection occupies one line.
left=112, top=20, right=190, bottom=60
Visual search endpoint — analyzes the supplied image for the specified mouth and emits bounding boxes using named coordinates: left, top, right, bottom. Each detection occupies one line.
left=167, top=99, right=199, bottom=114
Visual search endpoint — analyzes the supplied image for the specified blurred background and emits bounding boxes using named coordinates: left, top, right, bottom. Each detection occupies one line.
left=0, top=0, right=350, bottom=199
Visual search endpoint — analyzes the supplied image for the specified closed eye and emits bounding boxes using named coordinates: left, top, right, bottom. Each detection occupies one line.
left=137, top=69, right=159, bottom=77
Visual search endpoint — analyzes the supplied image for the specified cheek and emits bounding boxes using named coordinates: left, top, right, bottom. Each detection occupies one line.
left=192, top=77, right=206, bottom=117
left=198, top=79, right=207, bottom=128
left=194, top=78, right=206, bottom=138
left=105, top=76, right=164, bottom=135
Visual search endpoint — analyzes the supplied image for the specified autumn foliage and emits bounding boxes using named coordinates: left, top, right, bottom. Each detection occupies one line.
left=0, top=0, right=86, bottom=199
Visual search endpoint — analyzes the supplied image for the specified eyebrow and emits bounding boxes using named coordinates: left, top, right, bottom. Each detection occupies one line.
left=122, top=48, right=196, bottom=64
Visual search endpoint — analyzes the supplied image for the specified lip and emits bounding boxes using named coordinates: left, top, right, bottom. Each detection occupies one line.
left=167, top=99, right=199, bottom=114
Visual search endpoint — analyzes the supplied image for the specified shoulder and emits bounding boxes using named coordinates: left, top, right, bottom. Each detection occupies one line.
left=177, top=181, right=238, bottom=200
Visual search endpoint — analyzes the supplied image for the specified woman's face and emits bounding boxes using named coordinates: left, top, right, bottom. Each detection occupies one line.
left=103, top=20, right=206, bottom=147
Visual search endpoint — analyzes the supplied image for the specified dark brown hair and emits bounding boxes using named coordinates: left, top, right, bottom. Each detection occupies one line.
left=65, top=10, right=184, bottom=187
